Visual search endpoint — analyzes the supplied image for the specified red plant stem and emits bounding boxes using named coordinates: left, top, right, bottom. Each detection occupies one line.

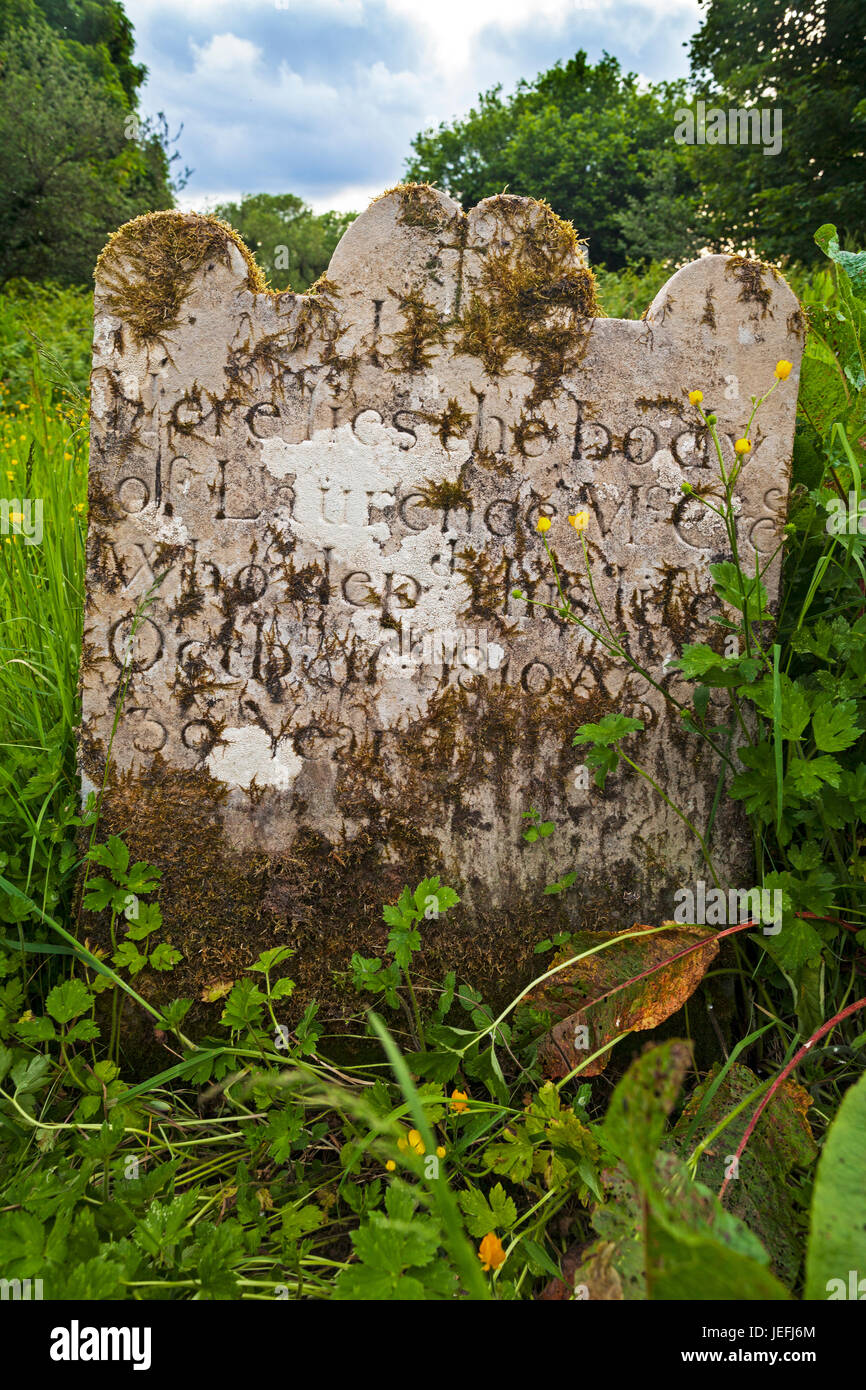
left=799, top=910, right=861, bottom=934
left=718, top=995, right=866, bottom=1201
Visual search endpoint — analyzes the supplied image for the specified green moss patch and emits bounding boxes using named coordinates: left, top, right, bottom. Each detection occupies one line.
left=457, top=196, right=600, bottom=407
left=96, top=210, right=268, bottom=346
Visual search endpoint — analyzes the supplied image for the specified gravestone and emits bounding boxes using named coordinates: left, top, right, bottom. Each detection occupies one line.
left=81, top=186, right=803, bottom=1018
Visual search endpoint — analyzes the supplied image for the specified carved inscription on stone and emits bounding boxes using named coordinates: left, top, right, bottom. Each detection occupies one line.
left=82, top=189, right=803, bottom=979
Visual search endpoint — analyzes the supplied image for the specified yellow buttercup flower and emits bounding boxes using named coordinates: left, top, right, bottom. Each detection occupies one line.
left=385, top=1159, right=396, bottom=1172
left=9, top=512, right=23, bottom=525
left=775, top=359, right=793, bottom=380
left=436, top=1146, right=446, bottom=1159
left=5, top=472, right=13, bottom=482
left=536, top=516, right=552, bottom=534
left=734, top=438, right=751, bottom=455
left=450, top=1089, right=469, bottom=1114
left=688, top=389, right=703, bottom=405
left=478, top=1232, right=507, bottom=1273
left=568, top=511, right=589, bottom=532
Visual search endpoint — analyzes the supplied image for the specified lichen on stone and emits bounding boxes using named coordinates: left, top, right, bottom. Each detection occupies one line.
left=724, top=254, right=780, bottom=316
left=416, top=477, right=473, bottom=511
left=456, top=196, right=600, bottom=408
left=388, top=286, right=448, bottom=371
left=95, top=210, right=268, bottom=346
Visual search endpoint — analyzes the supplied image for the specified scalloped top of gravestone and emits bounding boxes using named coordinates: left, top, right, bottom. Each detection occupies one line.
left=81, top=185, right=804, bottom=1015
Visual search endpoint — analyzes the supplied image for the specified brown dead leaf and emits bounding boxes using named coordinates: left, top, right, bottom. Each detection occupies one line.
left=526, top=924, right=719, bottom=1079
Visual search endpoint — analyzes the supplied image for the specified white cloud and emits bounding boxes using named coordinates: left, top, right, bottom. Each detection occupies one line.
left=385, top=0, right=699, bottom=74
left=124, top=0, right=701, bottom=211
left=189, top=33, right=263, bottom=76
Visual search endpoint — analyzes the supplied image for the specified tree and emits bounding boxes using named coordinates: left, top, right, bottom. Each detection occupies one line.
left=210, top=193, right=355, bottom=292
left=688, top=0, right=866, bottom=262
left=19, top=0, right=146, bottom=100
left=405, top=52, right=705, bottom=268
left=0, top=0, right=176, bottom=284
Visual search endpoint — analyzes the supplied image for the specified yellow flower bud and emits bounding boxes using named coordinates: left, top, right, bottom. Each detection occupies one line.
left=385, top=1159, right=396, bottom=1172
left=688, top=390, right=703, bottom=405
left=436, top=1146, right=446, bottom=1159
left=734, top=438, right=751, bottom=455
left=536, top=516, right=552, bottom=534
left=774, top=359, right=793, bottom=380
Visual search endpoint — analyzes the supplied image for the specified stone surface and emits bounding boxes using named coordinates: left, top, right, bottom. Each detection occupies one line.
left=81, top=186, right=804, bottom=1019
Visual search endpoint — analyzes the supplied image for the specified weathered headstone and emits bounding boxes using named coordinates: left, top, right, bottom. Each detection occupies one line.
left=81, top=186, right=803, bottom=1018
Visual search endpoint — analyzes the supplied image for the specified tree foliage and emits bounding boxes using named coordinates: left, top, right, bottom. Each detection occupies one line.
left=688, top=0, right=866, bottom=263
left=209, top=193, right=355, bottom=292
left=0, top=0, right=176, bottom=284
left=13, top=0, right=146, bottom=99
left=405, top=52, right=704, bottom=269
left=406, top=9, right=864, bottom=269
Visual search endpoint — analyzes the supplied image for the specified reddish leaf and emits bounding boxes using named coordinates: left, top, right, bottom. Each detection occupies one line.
left=527, top=925, right=719, bottom=1079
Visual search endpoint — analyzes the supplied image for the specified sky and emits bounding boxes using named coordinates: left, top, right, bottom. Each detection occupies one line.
left=124, top=0, right=701, bottom=215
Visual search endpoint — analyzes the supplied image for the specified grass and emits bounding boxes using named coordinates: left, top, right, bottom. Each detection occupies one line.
left=0, top=288, right=89, bottom=976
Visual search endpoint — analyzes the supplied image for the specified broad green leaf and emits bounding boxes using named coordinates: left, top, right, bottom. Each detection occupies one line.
left=125, top=899, right=163, bottom=939
left=86, top=835, right=130, bottom=881
left=45, top=978, right=93, bottom=1024
left=458, top=1182, right=517, bottom=1237
left=248, top=946, right=295, bottom=973
left=112, top=941, right=147, bottom=975
left=603, top=1043, right=790, bottom=1301
left=811, top=697, right=862, bottom=752
left=742, top=674, right=810, bottom=741
left=220, top=979, right=266, bottom=1031
left=815, top=224, right=866, bottom=295
left=805, top=1069, right=866, bottom=1299
left=573, top=713, right=644, bottom=747
left=148, top=943, right=182, bottom=972
left=786, top=756, right=842, bottom=797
